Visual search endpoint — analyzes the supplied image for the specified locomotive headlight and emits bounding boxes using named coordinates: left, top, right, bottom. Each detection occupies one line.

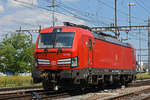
left=57, top=57, right=78, bottom=67
left=71, top=57, right=78, bottom=67
left=37, top=59, right=50, bottom=65
left=58, top=58, right=71, bottom=65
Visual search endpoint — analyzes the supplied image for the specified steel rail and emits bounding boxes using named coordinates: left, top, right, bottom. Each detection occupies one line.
left=0, top=86, right=42, bottom=92
left=104, top=87, right=150, bottom=100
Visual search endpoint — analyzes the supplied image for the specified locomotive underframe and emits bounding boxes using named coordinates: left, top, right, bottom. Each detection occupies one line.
left=32, top=68, right=136, bottom=90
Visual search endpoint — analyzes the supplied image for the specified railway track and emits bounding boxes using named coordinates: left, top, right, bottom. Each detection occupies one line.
left=0, top=86, right=43, bottom=100
left=105, top=86, right=150, bottom=100
left=0, top=90, right=69, bottom=100
left=0, top=86, right=42, bottom=92
left=0, top=86, right=84, bottom=100
left=128, top=79, right=150, bottom=87
left=1, top=79, right=150, bottom=100
left=83, top=79, right=150, bottom=100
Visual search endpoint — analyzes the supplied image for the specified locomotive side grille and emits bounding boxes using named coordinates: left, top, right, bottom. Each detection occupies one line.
left=37, top=59, right=50, bottom=65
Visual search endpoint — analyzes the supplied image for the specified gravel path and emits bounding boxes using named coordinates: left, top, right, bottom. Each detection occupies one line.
left=56, top=85, right=150, bottom=100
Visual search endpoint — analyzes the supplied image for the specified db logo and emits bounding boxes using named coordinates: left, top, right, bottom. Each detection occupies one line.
left=51, top=61, right=56, bottom=65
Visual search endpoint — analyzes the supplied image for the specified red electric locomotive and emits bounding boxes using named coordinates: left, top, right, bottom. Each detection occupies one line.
left=32, top=22, right=136, bottom=90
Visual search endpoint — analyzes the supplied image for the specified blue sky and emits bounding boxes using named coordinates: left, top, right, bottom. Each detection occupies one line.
left=0, top=0, right=149, bottom=62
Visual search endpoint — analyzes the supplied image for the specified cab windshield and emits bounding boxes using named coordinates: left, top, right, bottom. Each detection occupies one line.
left=38, top=32, right=75, bottom=48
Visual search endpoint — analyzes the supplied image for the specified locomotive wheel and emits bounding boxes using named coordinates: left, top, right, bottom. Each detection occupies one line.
left=42, top=79, right=52, bottom=90
left=120, top=76, right=128, bottom=86
left=97, top=80, right=104, bottom=90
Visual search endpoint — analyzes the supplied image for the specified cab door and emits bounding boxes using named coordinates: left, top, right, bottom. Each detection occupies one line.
left=88, top=38, right=93, bottom=66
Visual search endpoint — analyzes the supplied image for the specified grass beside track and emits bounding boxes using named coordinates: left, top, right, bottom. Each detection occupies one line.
left=136, top=73, right=150, bottom=79
left=0, top=76, right=41, bottom=88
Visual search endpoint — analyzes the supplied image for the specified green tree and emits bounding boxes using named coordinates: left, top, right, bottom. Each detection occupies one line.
left=0, top=33, right=35, bottom=75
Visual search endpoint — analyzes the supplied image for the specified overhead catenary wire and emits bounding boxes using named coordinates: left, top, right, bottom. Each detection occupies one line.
left=58, top=3, right=112, bottom=25
left=9, top=0, right=149, bottom=27
left=58, top=0, right=115, bottom=23
left=13, top=0, right=108, bottom=26
left=58, top=6, right=110, bottom=26
left=42, top=0, right=111, bottom=26
left=9, top=0, right=150, bottom=31
left=11, top=0, right=104, bottom=27
left=43, top=0, right=97, bottom=18
left=96, top=0, right=145, bottom=24
left=128, top=31, right=148, bottom=41
left=134, top=0, right=150, bottom=15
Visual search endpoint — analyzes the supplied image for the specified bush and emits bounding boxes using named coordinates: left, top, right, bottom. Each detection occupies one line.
left=0, top=76, right=40, bottom=87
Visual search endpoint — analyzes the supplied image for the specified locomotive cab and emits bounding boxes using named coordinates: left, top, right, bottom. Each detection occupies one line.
left=36, top=30, right=78, bottom=69
left=32, top=27, right=90, bottom=90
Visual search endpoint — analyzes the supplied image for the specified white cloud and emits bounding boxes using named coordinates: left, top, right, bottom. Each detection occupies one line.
left=0, top=8, right=85, bottom=32
left=4, top=0, right=84, bottom=30
left=7, top=0, right=38, bottom=8
left=0, top=8, right=85, bottom=42
left=0, top=4, right=4, bottom=12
